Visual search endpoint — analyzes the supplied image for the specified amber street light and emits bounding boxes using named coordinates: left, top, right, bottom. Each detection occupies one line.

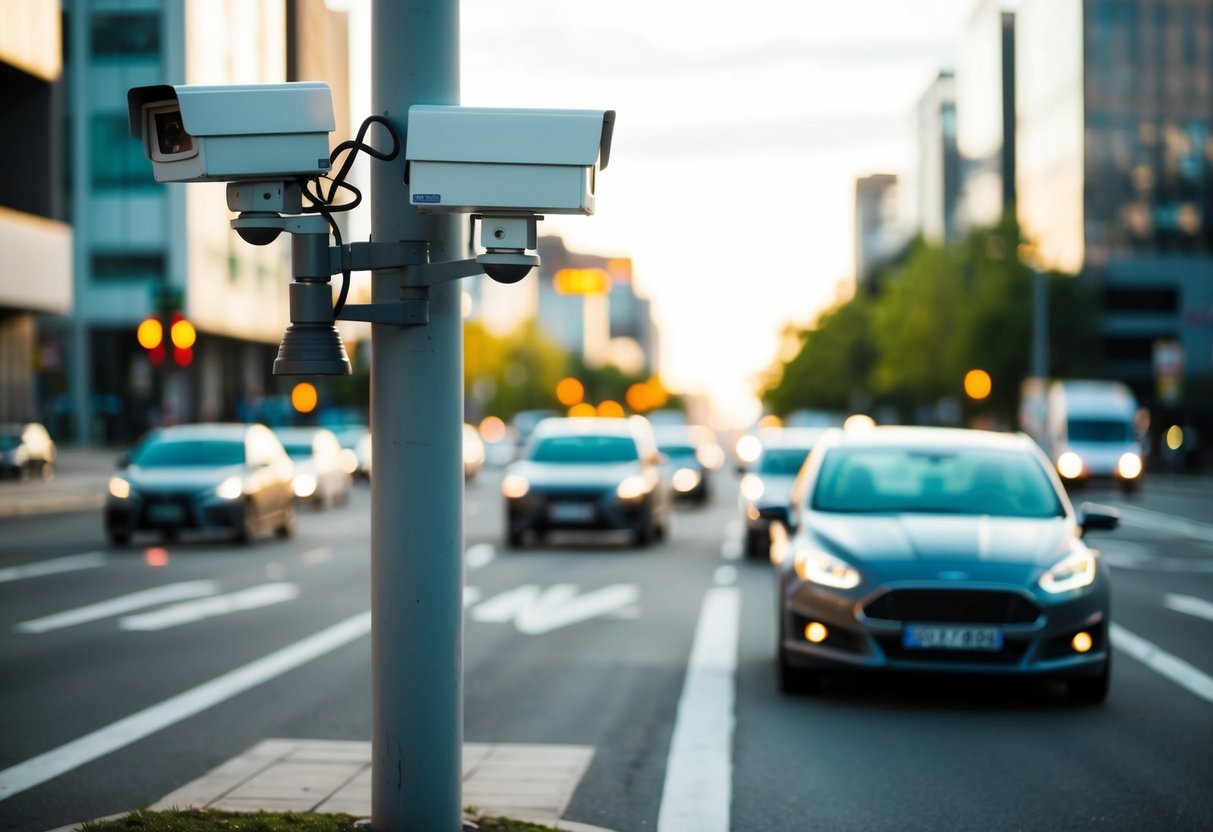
left=964, top=369, right=992, bottom=400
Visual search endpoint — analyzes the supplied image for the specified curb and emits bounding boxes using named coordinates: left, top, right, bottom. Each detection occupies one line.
left=46, top=811, right=618, bottom=832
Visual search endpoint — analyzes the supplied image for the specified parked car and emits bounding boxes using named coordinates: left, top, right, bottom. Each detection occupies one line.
left=763, top=426, right=1118, bottom=703
left=463, top=423, right=486, bottom=480
left=654, top=424, right=723, bottom=505
left=105, top=423, right=296, bottom=545
left=738, top=427, right=826, bottom=558
left=330, top=424, right=372, bottom=479
left=274, top=426, right=353, bottom=509
left=502, top=416, right=672, bottom=548
left=0, top=422, right=57, bottom=480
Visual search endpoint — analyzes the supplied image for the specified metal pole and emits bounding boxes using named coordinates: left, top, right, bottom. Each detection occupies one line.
left=1031, top=266, right=1048, bottom=379
left=370, top=2, right=464, bottom=829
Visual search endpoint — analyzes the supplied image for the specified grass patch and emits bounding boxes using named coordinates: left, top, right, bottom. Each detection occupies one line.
left=76, top=808, right=570, bottom=832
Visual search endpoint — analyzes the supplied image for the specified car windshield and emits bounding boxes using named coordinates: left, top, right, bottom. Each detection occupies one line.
left=0, top=435, right=20, bottom=450
left=759, top=448, right=810, bottom=476
left=131, top=438, right=246, bottom=468
left=282, top=443, right=313, bottom=459
left=530, top=435, right=639, bottom=464
left=658, top=444, right=697, bottom=459
left=811, top=446, right=1064, bottom=518
left=1068, top=418, right=1133, bottom=442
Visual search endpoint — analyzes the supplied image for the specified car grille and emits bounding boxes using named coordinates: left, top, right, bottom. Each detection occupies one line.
left=863, top=589, right=1041, bottom=625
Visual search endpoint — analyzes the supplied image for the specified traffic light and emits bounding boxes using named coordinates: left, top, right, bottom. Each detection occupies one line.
left=169, top=311, right=196, bottom=366
left=137, top=316, right=165, bottom=365
left=137, top=311, right=195, bottom=366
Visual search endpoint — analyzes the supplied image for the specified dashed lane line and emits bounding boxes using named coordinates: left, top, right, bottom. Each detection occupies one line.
left=1163, top=594, right=1213, bottom=625
left=0, top=552, right=107, bottom=584
left=1111, top=623, right=1213, bottom=704
left=16, top=581, right=220, bottom=634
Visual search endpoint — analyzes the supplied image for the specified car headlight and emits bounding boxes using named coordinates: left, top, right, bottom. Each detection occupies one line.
left=108, top=476, right=132, bottom=500
left=739, top=473, right=764, bottom=503
left=617, top=469, right=658, bottom=501
left=1117, top=452, right=1142, bottom=480
left=1057, top=451, right=1084, bottom=479
left=1039, top=549, right=1097, bottom=594
left=293, top=474, right=317, bottom=499
left=339, top=448, right=359, bottom=474
left=696, top=443, right=725, bottom=470
left=215, top=476, right=244, bottom=500
left=502, top=474, right=529, bottom=499
left=793, top=546, right=861, bottom=589
left=672, top=467, right=701, bottom=493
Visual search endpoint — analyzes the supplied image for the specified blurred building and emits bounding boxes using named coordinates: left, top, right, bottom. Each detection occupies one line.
left=853, top=173, right=903, bottom=294
left=907, top=70, right=961, bottom=246
left=60, top=0, right=349, bottom=444
left=0, top=1, right=72, bottom=425
left=1016, top=0, right=1213, bottom=400
left=534, top=235, right=657, bottom=375
left=955, top=0, right=1016, bottom=233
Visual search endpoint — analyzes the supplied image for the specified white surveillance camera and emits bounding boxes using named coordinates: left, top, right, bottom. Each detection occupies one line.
left=127, top=82, right=336, bottom=183
left=404, top=105, right=614, bottom=216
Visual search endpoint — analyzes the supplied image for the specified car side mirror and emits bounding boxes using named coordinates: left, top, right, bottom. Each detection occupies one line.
left=1077, top=502, right=1119, bottom=534
left=757, top=502, right=796, bottom=534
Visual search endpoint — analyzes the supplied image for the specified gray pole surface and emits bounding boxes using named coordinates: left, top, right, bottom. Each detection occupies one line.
left=370, top=2, right=464, bottom=829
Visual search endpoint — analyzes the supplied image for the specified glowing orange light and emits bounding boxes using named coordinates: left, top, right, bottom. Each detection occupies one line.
left=144, top=547, right=169, bottom=567
left=553, top=268, right=610, bottom=296
left=626, top=383, right=653, bottom=412
left=291, top=382, right=318, bottom=413
left=597, top=400, right=625, bottom=418
left=804, top=622, right=828, bottom=643
left=568, top=403, right=596, bottom=418
left=137, top=318, right=163, bottom=350
left=964, top=369, right=992, bottom=400
left=479, top=416, right=506, bottom=443
left=170, top=318, right=196, bottom=349
left=1071, top=631, right=1093, bottom=653
left=556, top=377, right=585, bottom=406
left=758, top=414, right=783, bottom=430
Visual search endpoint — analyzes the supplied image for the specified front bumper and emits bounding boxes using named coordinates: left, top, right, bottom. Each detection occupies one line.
left=507, top=487, right=652, bottom=534
left=106, top=490, right=246, bottom=535
left=779, top=578, right=1110, bottom=679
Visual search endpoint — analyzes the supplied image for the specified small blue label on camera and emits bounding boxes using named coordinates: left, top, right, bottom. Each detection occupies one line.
left=413, top=193, right=441, bottom=204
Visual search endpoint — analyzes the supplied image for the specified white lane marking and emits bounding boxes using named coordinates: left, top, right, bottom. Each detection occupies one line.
left=714, top=565, right=737, bottom=586
left=720, top=540, right=742, bottom=561
left=119, top=583, right=301, bottom=631
left=1110, top=623, right=1213, bottom=704
left=466, top=543, right=496, bottom=571
left=302, top=547, right=332, bottom=564
left=0, top=552, right=107, bottom=584
left=471, top=585, right=540, bottom=623
left=657, top=586, right=739, bottom=832
left=515, top=584, right=640, bottom=635
left=16, top=581, right=220, bottom=634
left=1163, top=594, right=1213, bottom=624
left=0, top=610, right=371, bottom=802
left=1112, top=505, right=1213, bottom=545
left=463, top=586, right=482, bottom=608
left=724, top=519, right=742, bottom=539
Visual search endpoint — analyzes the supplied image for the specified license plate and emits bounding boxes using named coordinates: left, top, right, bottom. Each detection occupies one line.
left=148, top=503, right=185, bottom=524
left=902, top=625, right=1003, bottom=651
left=548, top=502, right=594, bottom=522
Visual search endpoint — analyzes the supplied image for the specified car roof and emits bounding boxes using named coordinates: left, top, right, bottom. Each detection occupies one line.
left=274, top=426, right=330, bottom=440
left=149, top=423, right=256, bottom=440
left=823, top=425, right=1038, bottom=452
left=531, top=417, right=642, bottom=438
left=758, top=427, right=829, bottom=450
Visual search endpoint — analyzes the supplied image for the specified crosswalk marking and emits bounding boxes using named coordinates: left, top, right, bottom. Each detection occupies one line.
left=0, top=552, right=107, bottom=584
left=468, top=584, right=640, bottom=634
left=1111, top=623, right=1213, bottom=704
left=120, top=583, right=301, bottom=631
left=16, top=581, right=219, bottom=634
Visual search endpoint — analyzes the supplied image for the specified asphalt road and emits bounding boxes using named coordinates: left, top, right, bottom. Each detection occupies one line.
left=0, top=467, right=1210, bottom=831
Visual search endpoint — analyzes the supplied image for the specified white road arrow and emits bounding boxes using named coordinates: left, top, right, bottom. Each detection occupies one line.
left=470, top=584, right=640, bottom=635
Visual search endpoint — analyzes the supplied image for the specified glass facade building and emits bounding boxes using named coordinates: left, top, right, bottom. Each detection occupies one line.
left=1017, top=0, right=1213, bottom=400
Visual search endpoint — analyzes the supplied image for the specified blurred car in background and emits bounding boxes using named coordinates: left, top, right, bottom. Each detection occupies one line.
left=654, top=424, right=724, bottom=505
left=105, top=423, right=296, bottom=545
left=274, top=426, right=353, bottom=509
left=764, top=426, right=1118, bottom=703
left=330, top=424, right=372, bottom=480
left=508, top=409, right=560, bottom=461
left=0, top=422, right=57, bottom=480
left=463, top=423, right=486, bottom=480
left=739, top=427, right=825, bottom=558
left=502, top=416, right=672, bottom=548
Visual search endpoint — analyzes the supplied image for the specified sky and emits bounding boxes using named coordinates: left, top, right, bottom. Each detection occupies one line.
left=334, top=0, right=982, bottom=426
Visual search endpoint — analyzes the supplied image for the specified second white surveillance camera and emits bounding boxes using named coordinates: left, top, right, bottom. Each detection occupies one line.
left=127, top=82, right=336, bottom=183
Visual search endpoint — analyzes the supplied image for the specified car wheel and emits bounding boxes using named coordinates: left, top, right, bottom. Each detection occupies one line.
left=276, top=502, right=297, bottom=539
left=506, top=528, right=525, bottom=549
left=778, top=647, right=821, bottom=695
left=106, top=526, right=130, bottom=548
left=744, top=529, right=766, bottom=560
left=39, top=461, right=54, bottom=481
left=633, top=521, right=654, bottom=547
left=1066, top=655, right=1110, bottom=705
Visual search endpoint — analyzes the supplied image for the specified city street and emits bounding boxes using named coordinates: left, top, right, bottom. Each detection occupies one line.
left=0, top=463, right=1211, bottom=831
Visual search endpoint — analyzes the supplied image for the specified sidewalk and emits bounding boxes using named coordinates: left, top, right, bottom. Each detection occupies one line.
left=61, top=739, right=612, bottom=831
left=0, top=448, right=114, bottom=519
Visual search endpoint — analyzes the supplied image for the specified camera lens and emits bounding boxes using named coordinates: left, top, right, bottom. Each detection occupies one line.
left=154, top=111, right=193, bottom=155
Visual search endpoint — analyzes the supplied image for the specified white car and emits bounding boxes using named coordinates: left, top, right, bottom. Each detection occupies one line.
left=274, top=426, right=353, bottom=509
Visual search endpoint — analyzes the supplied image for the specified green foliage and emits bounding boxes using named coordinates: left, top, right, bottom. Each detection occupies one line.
left=761, top=213, right=1100, bottom=427
left=465, top=320, right=572, bottom=420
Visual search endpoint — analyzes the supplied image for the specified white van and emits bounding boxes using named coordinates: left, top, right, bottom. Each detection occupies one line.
left=1044, top=380, right=1143, bottom=493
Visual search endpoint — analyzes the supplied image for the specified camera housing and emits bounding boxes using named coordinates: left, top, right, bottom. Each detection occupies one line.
left=405, top=105, right=614, bottom=215
left=127, top=82, right=336, bottom=183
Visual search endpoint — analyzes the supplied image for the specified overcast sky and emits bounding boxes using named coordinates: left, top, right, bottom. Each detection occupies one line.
left=336, top=0, right=980, bottom=425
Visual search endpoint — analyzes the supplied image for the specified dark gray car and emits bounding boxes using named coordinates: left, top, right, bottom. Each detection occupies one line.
left=764, top=426, right=1118, bottom=703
